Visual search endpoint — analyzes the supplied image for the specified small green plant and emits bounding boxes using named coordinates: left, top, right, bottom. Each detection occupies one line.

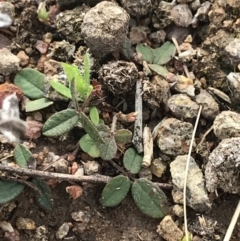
left=136, top=41, right=176, bottom=77
left=101, top=175, right=169, bottom=218
left=37, top=2, right=49, bottom=22
left=0, top=144, right=53, bottom=210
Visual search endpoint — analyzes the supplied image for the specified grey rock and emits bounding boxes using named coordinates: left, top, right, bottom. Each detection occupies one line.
left=139, top=167, right=152, bottom=180
left=195, top=89, right=219, bottom=120
left=52, top=158, right=69, bottom=174
left=156, top=215, right=183, bottom=241
left=170, top=155, right=211, bottom=212
left=171, top=4, right=193, bottom=27
left=205, top=137, right=240, bottom=194
left=56, top=223, right=70, bottom=240
left=0, top=48, right=20, bottom=75
left=55, top=6, right=90, bottom=43
left=149, top=30, right=166, bottom=44
left=155, top=118, right=195, bottom=156
left=150, top=158, right=167, bottom=178
left=167, top=94, right=199, bottom=120
left=120, top=0, right=152, bottom=17
left=81, top=1, right=129, bottom=57
left=213, top=111, right=240, bottom=139
left=172, top=204, right=184, bottom=218
left=71, top=210, right=91, bottom=222
left=225, top=38, right=240, bottom=65
left=227, top=72, right=240, bottom=103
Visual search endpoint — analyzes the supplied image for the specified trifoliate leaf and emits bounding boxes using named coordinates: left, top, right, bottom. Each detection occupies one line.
left=115, top=129, right=132, bottom=144
left=42, top=109, right=79, bottom=137
left=50, top=80, right=71, bottom=99
left=14, top=68, right=45, bottom=99
left=101, top=175, right=131, bottom=207
left=0, top=180, right=25, bottom=204
left=153, top=41, right=176, bottom=65
left=131, top=178, right=169, bottom=218
left=32, top=178, right=53, bottom=210
left=148, top=64, right=169, bottom=77
left=136, top=44, right=154, bottom=63
left=99, top=135, right=117, bottom=160
left=79, top=134, right=100, bottom=158
left=14, top=144, right=32, bottom=168
left=26, top=98, right=53, bottom=112
left=123, top=148, right=142, bottom=174
left=89, top=106, right=99, bottom=126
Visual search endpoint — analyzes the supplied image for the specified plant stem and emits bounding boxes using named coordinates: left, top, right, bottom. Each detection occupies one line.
left=0, top=164, right=173, bottom=189
left=0, top=164, right=111, bottom=184
left=132, top=76, right=143, bottom=153
left=183, top=105, right=202, bottom=241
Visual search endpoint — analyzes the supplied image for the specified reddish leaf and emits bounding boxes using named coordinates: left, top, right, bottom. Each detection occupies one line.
left=66, top=185, right=83, bottom=199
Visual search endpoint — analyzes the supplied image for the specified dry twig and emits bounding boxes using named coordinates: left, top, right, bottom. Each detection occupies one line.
left=183, top=105, right=202, bottom=241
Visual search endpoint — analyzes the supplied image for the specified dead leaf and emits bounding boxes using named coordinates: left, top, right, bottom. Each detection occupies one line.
left=66, top=185, right=83, bottom=199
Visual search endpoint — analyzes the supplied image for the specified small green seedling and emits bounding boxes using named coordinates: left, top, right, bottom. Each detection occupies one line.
left=37, top=2, right=49, bottom=22
left=50, top=54, right=93, bottom=101
left=101, top=176, right=169, bottom=219
left=136, top=41, right=176, bottom=77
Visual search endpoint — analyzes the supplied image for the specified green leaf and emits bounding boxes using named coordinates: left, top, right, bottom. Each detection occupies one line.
left=148, top=64, right=169, bottom=77
left=101, top=175, right=131, bottom=207
left=136, top=44, right=154, bottom=63
left=115, top=129, right=132, bottom=144
left=131, top=178, right=169, bottom=218
left=50, top=80, right=72, bottom=99
left=121, top=37, right=134, bottom=59
left=32, top=178, right=53, bottom=210
left=79, top=112, right=105, bottom=144
left=26, top=98, right=53, bottom=112
left=0, top=180, right=25, bottom=204
left=89, top=106, right=99, bottom=126
left=153, top=41, right=176, bottom=65
left=61, top=62, right=78, bottom=83
left=42, top=109, right=79, bottom=137
left=96, top=124, right=110, bottom=132
left=99, top=135, right=117, bottom=160
left=79, top=134, right=100, bottom=158
left=14, top=68, right=45, bottom=99
left=84, top=54, right=90, bottom=85
left=123, top=148, right=142, bottom=174
left=14, top=144, right=32, bottom=168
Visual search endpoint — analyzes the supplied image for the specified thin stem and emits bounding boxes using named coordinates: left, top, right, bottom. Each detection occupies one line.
left=183, top=105, right=202, bottom=241
left=223, top=200, right=240, bottom=241
left=110, top=114, right=118, bottom=133
left=172, top=37, right=191, bottom=79
left=0, top=164, right=111, bottom=184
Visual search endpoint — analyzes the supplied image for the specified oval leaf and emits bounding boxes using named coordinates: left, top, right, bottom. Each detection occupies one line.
left=14, top=68, right=45, bottom=99
left=131, top=178, right=169, bottom=218
left=148, top=64, right=169, bottom=77
left=42, top=109, right=79, bottom=137
left=115, top=129, right=132, bottom=144
left=136, top=44, right=154, bottom=63
left=0, top=180, right=25, bottom=204
left=123, top=148, right=142, bottom=174
left=50, top=80, right=71, bottom=99
left=79, top=134, right=100, bottom=158
left=32, top=178, right=53, bottom=210
left=99, top=136, right=117, bottom=161
left=101, top=175, right=131, bottom=207
left=89, top=106, right=99, bottom=126
left=26, top=98, right=53, bottom=112
left=14, top=144, right=32, bottom=168
left=153, top=41, right=176, bottom=65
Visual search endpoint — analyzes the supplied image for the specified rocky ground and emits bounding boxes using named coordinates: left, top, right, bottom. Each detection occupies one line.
left=0, top=0, right=240, bottom=240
